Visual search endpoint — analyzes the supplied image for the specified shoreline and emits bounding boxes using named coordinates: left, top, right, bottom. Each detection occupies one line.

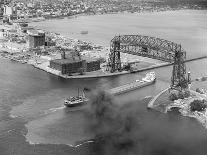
left=148, top=88, right=207, bottom=130
left=32, top=61, right=169, bottom=79
left=0, top=21, right=168, bottom=79
left=19, top=8, right=206, bottom=24
left=1, top=9, right=207, bottom=79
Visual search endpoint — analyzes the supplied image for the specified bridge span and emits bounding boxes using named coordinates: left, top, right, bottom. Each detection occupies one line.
left=107, top=35, right=187, bottom=89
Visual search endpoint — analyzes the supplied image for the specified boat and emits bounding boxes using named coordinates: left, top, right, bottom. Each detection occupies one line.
left=136, top=72, right=156, bottom=82
left=80, top=31, right=88, bottom=35
left=64, top=89, right=89, bottom=107
left=109, top=72, right=156, bottom=95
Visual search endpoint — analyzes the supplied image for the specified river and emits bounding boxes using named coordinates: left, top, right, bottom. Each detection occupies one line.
left=1, top=10, right=207, bottom=155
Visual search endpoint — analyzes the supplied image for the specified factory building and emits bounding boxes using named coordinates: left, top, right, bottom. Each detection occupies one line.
left=27, top=30, right=45, bottom=48
left=49, top=52, right=101, bottom=75
left=82, top=56, right=101, bottom=72
left=50, top=59, right=84, bottom=75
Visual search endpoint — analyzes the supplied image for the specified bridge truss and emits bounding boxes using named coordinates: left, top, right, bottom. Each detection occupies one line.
left=108, top=35, right=187, bottom=89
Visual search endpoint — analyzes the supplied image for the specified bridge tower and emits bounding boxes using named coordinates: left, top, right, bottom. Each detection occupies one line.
left=108, top=39, right=121, bottom=72
left=171, top=45, right=187, bottom=90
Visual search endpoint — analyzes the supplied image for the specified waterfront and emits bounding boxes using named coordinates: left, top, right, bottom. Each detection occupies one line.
left=1, top=10, right=207, bottom=154
left=1, top=58, right=207, bottom=154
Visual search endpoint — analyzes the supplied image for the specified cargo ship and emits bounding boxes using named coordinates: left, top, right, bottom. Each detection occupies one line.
left=109, top=72, right=156, bottom=95
left=64, top=89, right=89, bottom=107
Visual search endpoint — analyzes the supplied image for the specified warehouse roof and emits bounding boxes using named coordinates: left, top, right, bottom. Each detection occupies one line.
left=50, top=58, right=83, bottom=64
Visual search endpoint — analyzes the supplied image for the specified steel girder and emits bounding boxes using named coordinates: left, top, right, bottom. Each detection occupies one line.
left=171, top=45, right=187, bottom=89
left=108, top=35, right=187, bottom=89
left=108, top=40, right=121, bottom=72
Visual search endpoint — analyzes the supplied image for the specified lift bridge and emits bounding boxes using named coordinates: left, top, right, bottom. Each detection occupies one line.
left=107, top=35, right=188, bottom=90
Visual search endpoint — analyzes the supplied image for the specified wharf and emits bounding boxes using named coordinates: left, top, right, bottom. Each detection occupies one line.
left=32, top=55, right=207, bottom=79
left=33, top=61, right=167, bottom=79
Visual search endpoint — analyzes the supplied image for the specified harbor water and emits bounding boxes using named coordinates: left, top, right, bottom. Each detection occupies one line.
left=1, top=10, right=207, bottom=154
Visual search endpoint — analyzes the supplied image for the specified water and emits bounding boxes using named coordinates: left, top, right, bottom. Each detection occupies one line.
left=1, top=10, right=207, bottom=154
left=30, top=10, right=207, bottom=59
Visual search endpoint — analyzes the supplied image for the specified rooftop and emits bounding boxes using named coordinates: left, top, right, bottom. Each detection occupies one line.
left=51, top=58, right=83, bottom=64
left=27, top=29, right=45, bottom=36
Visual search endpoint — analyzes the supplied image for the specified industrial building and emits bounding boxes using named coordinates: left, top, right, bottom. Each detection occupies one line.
left=82, top=56, right=101, bottom=72
left=49, top=53, right=101, bottom=75
left=50, top=59, right=84, bottom=74
left=27, top=30, right=45, bottom=48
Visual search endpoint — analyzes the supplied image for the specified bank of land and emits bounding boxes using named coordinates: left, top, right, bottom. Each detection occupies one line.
left=149, top=88, right=207, bottom=130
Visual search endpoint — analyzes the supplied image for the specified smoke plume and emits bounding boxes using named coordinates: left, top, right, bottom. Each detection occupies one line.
left=84, top=89, right=142, bottom=155
left=83, top=89, right=207, bottom=155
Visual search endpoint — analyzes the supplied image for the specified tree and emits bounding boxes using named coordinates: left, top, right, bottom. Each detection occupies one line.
left=180, top=79, right=189, bottom=89
left=178, top=92, right=185, bottom=99
left=190, top=100, right=207, bottom=112
left=169, top=90, right=190, bottom=101
left=183, top=90, right=190, bottom=98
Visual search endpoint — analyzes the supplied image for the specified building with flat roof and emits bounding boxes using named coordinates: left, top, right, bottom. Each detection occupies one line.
left=82, top=56, right=101, bottom=72
left=50, top=58, right=101, bottom=75
left=28, top=30, right=45, bottom=48
left=50, top=58, right=84, bottom=75
left=50, top=51, right=101, bottom=75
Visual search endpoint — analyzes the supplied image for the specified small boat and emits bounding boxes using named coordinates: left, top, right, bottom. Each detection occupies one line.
left=64, top=89, right=89, bottom=107
left=80, top=31, right=88, bottom=35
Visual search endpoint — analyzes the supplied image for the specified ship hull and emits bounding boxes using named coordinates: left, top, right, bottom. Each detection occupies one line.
left=109, top=79, right=156, bottom=95
left=64, top=101, right=87, bottom=107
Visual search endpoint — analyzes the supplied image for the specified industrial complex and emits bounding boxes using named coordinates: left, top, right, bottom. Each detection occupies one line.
left=50, top=52, right=101, bottom=75
left=0, top=13, right=103, bottom=76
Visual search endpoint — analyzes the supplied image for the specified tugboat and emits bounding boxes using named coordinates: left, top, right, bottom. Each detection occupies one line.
left=64, top=89, right=89, bottom=107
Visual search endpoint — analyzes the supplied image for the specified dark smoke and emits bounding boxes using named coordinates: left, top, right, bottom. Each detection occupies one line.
left=84, top=89, right=142, bottom=155
left=84, top=89, right=207, bottom=155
